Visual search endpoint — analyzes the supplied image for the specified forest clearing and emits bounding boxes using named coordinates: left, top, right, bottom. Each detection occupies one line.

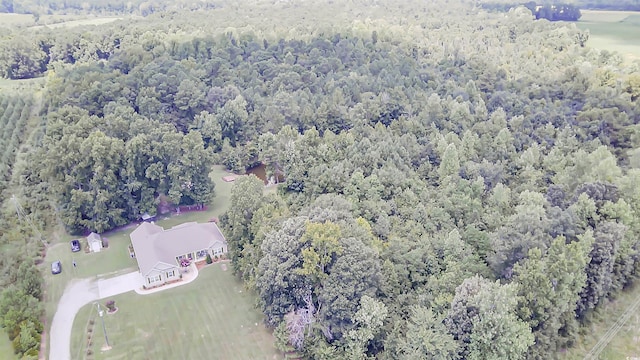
left=70, top=264, right=279, bottom=360
left=41, top=165, right=237, bottom=357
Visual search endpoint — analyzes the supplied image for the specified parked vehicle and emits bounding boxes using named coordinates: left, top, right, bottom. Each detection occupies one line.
left=51, top=260, right=62, bottom=274
left=70, top=239, right=81, bottom=252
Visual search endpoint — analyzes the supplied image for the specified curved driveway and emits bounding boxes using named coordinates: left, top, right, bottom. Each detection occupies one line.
left=49, top=272, right=143, bottom=360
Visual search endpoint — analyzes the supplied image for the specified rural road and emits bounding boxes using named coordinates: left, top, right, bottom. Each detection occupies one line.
left=49, top=272, right=143, bottom=360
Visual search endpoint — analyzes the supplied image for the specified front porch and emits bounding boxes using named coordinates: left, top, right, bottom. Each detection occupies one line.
left=136, top=262, right=199, bottom=295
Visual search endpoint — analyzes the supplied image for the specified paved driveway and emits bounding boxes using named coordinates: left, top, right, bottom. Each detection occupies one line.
left=49, top=272, right=143, bottom=360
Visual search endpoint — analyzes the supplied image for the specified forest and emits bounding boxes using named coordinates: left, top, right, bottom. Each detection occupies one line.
left=0, top=0, right=218, bottom=16
left=1, top=0, right=640, bottom=358
left=480, top=2, right=583, bottom=21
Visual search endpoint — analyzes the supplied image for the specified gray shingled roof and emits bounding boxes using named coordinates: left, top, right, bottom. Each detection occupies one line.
left=130, top=222, right=227, bottom=276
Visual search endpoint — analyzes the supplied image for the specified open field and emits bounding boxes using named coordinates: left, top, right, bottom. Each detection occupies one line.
left=580, top=10, right=640, bottom=22
left=30, top=16, right=124, bottom=30
left=0, top=13, right=124, bottom=28
left=560, top=283, right=640, bottom=359
left=0, top=77, right=45, bottom=91
left=576, top=10, right=640, bottom=62
left=42, top=165, right=237, bottom=355
left=0, top=329, right=18, bottom=360
left=0, top=13, right=37, bottom=27
left=70, top=263, right=280, bottom=360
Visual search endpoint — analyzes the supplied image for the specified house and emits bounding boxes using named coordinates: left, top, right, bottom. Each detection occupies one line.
left=129, top=221, right=228, bottom=287
left=87, top=232, right=103, bottom=253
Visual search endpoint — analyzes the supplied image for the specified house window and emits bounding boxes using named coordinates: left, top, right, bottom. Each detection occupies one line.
left=187, top=252, right=194, bottom=260
left=166, top=270, right=175, bottom=278
left=214, top=247, right=224, bottom=255
left=148, top=274, right=161, bottom=284
left=196, top=250, right=207, bottom=259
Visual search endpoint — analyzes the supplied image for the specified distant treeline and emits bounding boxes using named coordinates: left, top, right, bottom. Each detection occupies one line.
left=481, top=2, right=582, bottom=21
left=0, top=0, right=217, bottom=15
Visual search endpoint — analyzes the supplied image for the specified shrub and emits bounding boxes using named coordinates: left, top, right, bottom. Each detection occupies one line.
left=206, top=253, right=212, bottom=264
left=213, top=255, right=219, bottom=262
left=105, top=300, right=116, bottom=312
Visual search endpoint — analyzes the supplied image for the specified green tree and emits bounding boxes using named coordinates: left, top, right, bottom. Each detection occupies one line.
left=222, top=174, right=265, bottom=276
left=446, top=275, right=534, bottom=360
left=193, top=111, right=223, bottom=151
left=257, top=216, right=310, bottom=326
left=296, top=221, right=343, bottom=283
left=217, top=94, right=249, bottom=146
left=514, top=234, right=592, bottom=358
left=345, top=295, right=388, bottom=359
left=397, top=306, right=459, bottom=360
left=317, top=237, right=381, bottom=342
left=577, top=223, right=626, bottom=317
left=489, top=190, right=551, bottom=278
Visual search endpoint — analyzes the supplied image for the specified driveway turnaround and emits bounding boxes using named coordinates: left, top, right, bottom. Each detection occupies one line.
left=49, top=272, right=144, bottom=360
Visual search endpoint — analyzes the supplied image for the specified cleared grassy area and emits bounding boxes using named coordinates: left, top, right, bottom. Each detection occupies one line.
left=0, top=13, right=124, bottom=29
left=30, top=16, right=124, bottom=30
left=71, top=263, right=280, bottom=360
left=580, top=10, right=640, bottom=22
left=0, top=13, right=36, bottom=27
left=0, top=77, right=45, bottom=91
left=560, top=283, right=640, bottom=359
left=43, top=165, right=237, bottom=354
left=576, top=10, right=640, bottom=62
left=0, top=329, right=18, bottom=360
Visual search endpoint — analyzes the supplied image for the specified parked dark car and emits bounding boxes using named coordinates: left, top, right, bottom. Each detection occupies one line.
left=51, top=260, right=62, bottom=275
left=70, top=239, right=81, bottom=252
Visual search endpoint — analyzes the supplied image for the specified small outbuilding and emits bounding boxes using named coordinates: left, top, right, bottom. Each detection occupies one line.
left=87, top=232, right=103, bottom=253
left=141, top=213, right=156, bottom=222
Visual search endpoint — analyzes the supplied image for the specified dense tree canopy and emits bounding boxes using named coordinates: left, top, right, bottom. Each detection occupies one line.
left=1, top=0, right=640, bottom=358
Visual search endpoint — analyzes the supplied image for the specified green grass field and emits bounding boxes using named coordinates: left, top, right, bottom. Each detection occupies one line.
left=30, top=16, right=124, bottom=30
left=0, top=13, right=36, bottom=27
left=42, top=165, right=241, bottom=355
left=560, top=283, right=640, bottom=359
left=0, top=329, right=18, bottom=360
left=0, top=13, right=124, bottom=29
left=577, top=10, right=640, bottom=62
left=70, top=263, right=280, bottom=360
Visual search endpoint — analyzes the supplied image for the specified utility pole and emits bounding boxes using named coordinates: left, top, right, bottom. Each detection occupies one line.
left=94, top=302, right=111, bottom=350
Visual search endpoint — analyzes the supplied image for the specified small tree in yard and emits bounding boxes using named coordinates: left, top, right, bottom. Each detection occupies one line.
left=206, top=253, right=213, bottom=264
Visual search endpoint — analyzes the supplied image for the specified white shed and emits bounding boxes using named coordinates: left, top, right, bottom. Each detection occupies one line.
left=87, top=232, right=103, bottom=253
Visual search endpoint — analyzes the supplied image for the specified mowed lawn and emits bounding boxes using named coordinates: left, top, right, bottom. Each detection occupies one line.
left=71, top=263, right=280, bottom=360
left=0, top=329, right=18, bottom=360
left=43, top=165, right=244, bottom=354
